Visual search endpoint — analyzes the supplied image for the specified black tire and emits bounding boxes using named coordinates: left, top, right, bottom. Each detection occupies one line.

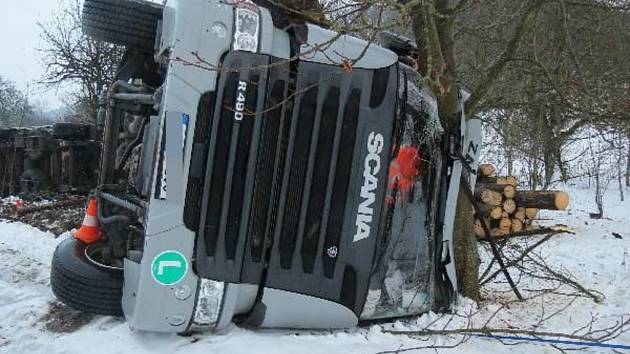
left=82, top=0, right=163, bottom=51
left=50, top=238, right=124, bottom=316
left=52, top=123, right=91, bottom=140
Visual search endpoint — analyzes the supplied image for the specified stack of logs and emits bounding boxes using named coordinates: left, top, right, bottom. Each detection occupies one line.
left=473, top=163, right=570, bottom=238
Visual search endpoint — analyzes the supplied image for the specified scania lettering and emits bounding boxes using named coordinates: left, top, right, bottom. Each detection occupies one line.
left=353, top=132, right=384, bottom=242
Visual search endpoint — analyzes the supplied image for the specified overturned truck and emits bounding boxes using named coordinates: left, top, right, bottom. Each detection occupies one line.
left=0, top=124, right=98, bottom=195
left=50, top=0, right=482, bottom=333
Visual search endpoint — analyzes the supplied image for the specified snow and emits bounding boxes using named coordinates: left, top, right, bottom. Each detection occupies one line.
left=0, top=185, right=628, bottom=354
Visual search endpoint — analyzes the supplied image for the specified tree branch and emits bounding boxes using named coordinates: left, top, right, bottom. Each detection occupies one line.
left=465, top=0, right=546, bottom=117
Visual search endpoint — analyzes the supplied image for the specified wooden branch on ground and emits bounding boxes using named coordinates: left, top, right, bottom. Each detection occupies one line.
left=526, top=253, right=604, bottom=303
left=15, top=198, right=85, bottom=216
left=477, top=224, right=575, bottom=240
left=383, top=324, right=625, bottom=343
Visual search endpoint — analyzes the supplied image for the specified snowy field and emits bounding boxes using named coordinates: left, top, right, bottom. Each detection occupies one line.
left=0, top=185, right=628, bottom=354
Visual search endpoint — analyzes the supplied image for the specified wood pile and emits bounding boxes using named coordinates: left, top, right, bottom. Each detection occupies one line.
left=473, top=163, right=570, bottom=239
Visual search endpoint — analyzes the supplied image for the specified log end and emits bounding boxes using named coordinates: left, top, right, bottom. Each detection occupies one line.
left=554, top=191, right=570, bottom=210
left=478, top=163, right=496, bottom=177
left=504, top=184, right=516, bottom=199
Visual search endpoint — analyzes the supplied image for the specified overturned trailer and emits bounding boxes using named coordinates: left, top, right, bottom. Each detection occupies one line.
left=0, top=123, right=99, bottom=195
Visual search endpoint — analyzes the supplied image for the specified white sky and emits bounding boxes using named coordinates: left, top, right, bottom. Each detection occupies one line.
left=0, top=0, right=67, bottom=110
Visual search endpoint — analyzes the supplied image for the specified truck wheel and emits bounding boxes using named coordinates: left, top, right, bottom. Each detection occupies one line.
left=82, top=0, right=163, bottom=51
left=50, top=238, right=124, bottom=316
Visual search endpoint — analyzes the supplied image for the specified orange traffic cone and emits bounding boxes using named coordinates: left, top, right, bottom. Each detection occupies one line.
left=72, top=197, right=101, bottom=244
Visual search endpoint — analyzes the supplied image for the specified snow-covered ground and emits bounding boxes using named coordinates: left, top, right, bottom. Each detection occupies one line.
left=0, top=185, right=628, bottom=354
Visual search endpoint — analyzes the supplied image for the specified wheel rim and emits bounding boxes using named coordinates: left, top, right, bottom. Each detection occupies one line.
left=84, top=243, right=123, bottom=271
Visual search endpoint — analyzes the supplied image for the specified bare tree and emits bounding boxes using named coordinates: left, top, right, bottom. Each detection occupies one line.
left=0, top=76, right=32, bottom=128
left=38, top=0, right=124, bottom=120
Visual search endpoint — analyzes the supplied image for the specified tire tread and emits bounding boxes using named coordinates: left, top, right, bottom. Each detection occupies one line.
left=82, top=0, right=162, bottom=51
left=50, top=238, right=124, bottom=316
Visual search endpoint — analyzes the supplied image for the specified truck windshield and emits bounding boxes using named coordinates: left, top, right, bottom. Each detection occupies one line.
left=360, top=64, right=445, bottom=320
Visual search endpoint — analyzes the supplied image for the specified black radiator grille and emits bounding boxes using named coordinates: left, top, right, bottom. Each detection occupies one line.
left=279, top=84, right=318, bottom=270
left=264, top=61, right=398, bottom=316
left=190, top=52, right=399, bottom=310
left=247, top=79, right=285, bottom=262
left=322, top=88, right=361, bottom=278
left=203, top=72, right=239, bottom=257
left=301, top=87, right=340, bottom=274
left=225, top=74, right=259, bottom=260
left=183, top=92, right=215, bottom=231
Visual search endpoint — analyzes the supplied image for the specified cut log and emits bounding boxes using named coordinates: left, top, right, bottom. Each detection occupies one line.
left=515, top=191, right=569, bottom=210
left=502, top=199, right=517, bottom=214
left=499, top=217, right=512, bottom=231
left=525, top=208, right=539, bottom=220
left=480, top=176, right=518, bottom=186
left=476, top=183, right=516, bottom=199
left=503, top=184, right=516, bottom=199
left=477, top=204, right=503, bottom=219
left=478, top=163, right=496, bottom=177
left=514, top=208, right=526, bottom=221
left=474, top=189, right=503, bottom=206
left=474, top=220, right=485, bottom=238
left=511, top=219, right=524, bottom=232
left=502, top=211, right=509, bottom=218
left=490, top=228, right=508, bottom=237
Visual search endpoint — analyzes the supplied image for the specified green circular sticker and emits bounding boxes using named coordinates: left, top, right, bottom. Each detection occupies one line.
left=151, top=250, right=188, bottom=286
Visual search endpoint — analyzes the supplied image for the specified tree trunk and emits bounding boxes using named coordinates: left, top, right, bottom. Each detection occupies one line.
left=507, top=147, right=514, bottom=177
left=411, top=0, right=480, bottom=302
left=453, top=189, right=480, bottom=302
left=617, top=142, right=625, bottom=202
left=557, top=153, right=569, bottom=183
left=542, top=147, right=555, bottom=190
left=531, top=158, right=539, bottom=190
left=594, top=166, right=604, bottom=218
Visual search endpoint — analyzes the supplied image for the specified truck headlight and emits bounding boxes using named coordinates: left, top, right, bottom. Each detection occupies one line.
left=233, top=6, right=260, bottom=52
left=191, top=278, right=225, bottom=330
